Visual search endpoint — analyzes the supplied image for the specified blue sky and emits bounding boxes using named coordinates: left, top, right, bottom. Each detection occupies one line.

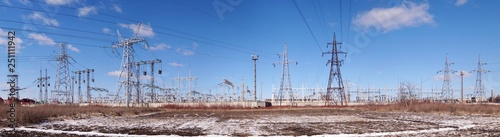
left=0, top=0, right=499, bottom=101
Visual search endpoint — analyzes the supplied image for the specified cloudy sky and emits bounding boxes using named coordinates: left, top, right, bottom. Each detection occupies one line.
left=0, top=0, right=499, bottom=101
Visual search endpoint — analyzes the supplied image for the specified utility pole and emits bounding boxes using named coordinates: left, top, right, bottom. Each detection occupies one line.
left=241, top=79, right=245, bottom=101
left=70, top=76, right=74, bottom=103
left=74, top=69, right=95, bottom=103
left=76, top=71, right=82, bottom=103
left=459, top=71, right=465, bottom=103
left=252, top=54, right=258, bottom=102
left=491, top=90, right=494, bottom=102
left=38, top=69, right=50, bottom=103
left=322, top=33, right=347, bottom=106
left=260, top=81, right=263, bottom=101
left=273, top=42, right=298, bottom=106
left=44, top=69, right=49, bottom=103
left=133, top=59, right=161, bottom=103
left=172, top=69, right=198, bottom=103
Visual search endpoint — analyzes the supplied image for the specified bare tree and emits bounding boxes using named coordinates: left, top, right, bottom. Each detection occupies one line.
left=399, top=81, right=417, bottom=108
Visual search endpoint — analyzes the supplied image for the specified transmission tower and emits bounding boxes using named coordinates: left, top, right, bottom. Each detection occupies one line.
left=273, top=42, right=297, bottom=106
left=52, top=42, right=71, bottom=103
left=322, top=33, right=347, bottom=106
left=112, top=23, right=149, bottom=107
left=38, top=69, right=50, bottom=103
left=133, top=59, right=162, bottom=103
left=473, top=55, right=489, bottom=102
left=437, top=54, right=454, bottom=102
left=172, top=69, right=198, bottom=102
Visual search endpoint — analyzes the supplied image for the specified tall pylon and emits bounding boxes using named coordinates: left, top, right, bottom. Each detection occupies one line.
left=273, top=42, right=297, bottom=106
left=473, top=55, right=489, bottom=102
left=437, top=54, right=454, bottom=102
left=322, top=33, right=347, bottom=106
left=112, top=23, right=149, bottom=107
left=52, top=42, right=71, bottom=103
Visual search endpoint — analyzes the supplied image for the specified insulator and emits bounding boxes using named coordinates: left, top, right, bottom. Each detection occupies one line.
left=158, top=70, right=162, bottom=74
left=42, top=84, right=45, bottom=87
left=37, top=85, right=40, bottom=87
left=143, top=71, right=147, bottom=75
left=83, top=80, right=85, bottom=83
left=92, top=79, right=95, bottom=82
left=48, top=84, right=50, bottom=86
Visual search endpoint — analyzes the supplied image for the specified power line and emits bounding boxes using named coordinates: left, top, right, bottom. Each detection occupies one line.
left=311, top=0, right=328, bottom=42
left=292, top=0, right=323, bottom=52
left=22, top=1, right=278, bottom=57
left=0, top=26, right=112, bottom=43
left=346, top=0, right=352, bottom=43
left=339, top=0, right=343, bottom=42
left=0, top=18, right=118, bottom=38
left=1, top=3, right=276, bottom=59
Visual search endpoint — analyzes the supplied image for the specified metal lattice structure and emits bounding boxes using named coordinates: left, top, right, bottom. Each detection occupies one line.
left=112, top=23, right=149, bottom=107
left=438, top=54, right=454, bottom=101
left=52, top=42, right=71, bottom=103
left=322, top=33, right=347, bottom=106
left=274, top=42, right=297, bottom=106
left=473, top=55, right=489, bottom=102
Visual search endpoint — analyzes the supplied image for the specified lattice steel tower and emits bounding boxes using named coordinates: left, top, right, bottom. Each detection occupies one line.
left=52, top=42, right=71, bottom=103
left=473, top=55, right=489, bottom=102
left=438, top=54, right=454, bottom=101
left=322, top=33, right=347, bottom=106
left=274, top=42, right=297, bottom=106
left=112, top=23, right=148, bottom=107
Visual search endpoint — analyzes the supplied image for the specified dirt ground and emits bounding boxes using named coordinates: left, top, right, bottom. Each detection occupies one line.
left=1, top=107, right=500, bottom=136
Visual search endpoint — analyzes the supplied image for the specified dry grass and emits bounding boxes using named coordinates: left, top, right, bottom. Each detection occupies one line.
left=161, top=103, right=249, bottom=110
left=0, top=104, right=159, bottom=127
left=362, top=102, right=500, bottom=115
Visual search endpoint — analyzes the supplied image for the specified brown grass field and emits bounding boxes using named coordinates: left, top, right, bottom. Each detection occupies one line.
left=0, top=105, right=159, bottom=127
left=1, top=103, right=500, bottom=127
left=0, top=102, right=499, bottom=136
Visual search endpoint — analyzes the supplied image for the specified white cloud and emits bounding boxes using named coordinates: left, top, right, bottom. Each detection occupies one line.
left=147, top=43, right=171, bottom=51
left=18, top=0, right=31, bottom=5
left=455, top=0, right=468, bottom=6
left=433, top=74, right=445, bottom=81
left=352, top=2, right=434, bottom=33
left=107, top=70, right=121, bottom=77
left=28, top=33, right=56, bottom=46
left=169, top=62, right=184, bottom=67
left=3, top=0, right=12, bottom=6
left=0, top=29, right=24, bottom=51
left=455, top=71, right=471, bottom=77
left=113, top=4, right=122, bottom=13
left=27, top=12, right=59, bottom=27
left=77, top=6, right=97, bottom=17
left=67, top=44, right=80, bottom=52
left=192, top=42, right=199, bottom=49
left=118, top=23, right=155, bottom=38
left=45, top=0, right=78, bottom=6
left=175, top=48, right=194, bottom=56
left=102, top=27, right=111, bottom=34
left=434, top=71, right=471, bottom=81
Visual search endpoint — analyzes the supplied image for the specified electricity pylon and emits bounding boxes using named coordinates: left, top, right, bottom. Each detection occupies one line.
left=52, top=42, right=71, bottom=103
left=112, top=23, right=149, bottom=107
left=473, top=55, right=489, bottom=102
left=437, top=54, right=454, bottom=102
left=322, top=33, right=347, bottom=106
left=273, top=42, right=297, bottom=106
